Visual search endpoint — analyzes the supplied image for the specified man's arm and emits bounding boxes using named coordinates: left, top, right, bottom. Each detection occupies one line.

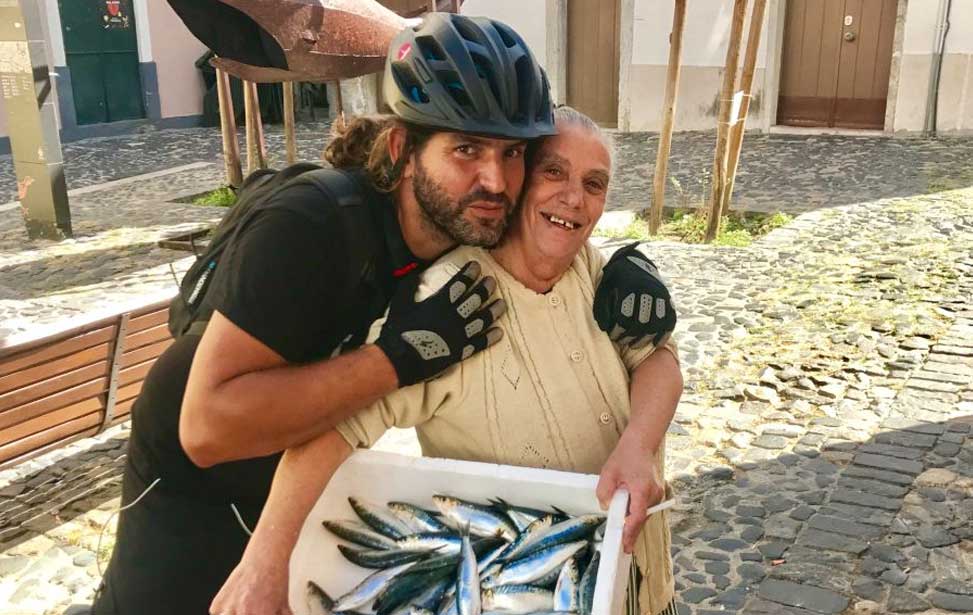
left=180, top=310, right=397, bottom=467
left=596, top=349, right=682, bottom=552
left=209, top=429, right=354, bottom=615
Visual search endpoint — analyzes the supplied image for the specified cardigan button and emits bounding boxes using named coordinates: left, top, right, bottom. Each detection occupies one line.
left=570, top=350, right=585, bottom=363
left=599, top=412, right=612, bottom=425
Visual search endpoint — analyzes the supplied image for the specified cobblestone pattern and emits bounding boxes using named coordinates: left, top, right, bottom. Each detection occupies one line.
left=1, top=144, right=972, bottom=613
left=6, top=124, right=973, bottom=214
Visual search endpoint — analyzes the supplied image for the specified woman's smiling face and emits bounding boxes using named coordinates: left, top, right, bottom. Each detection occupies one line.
left=516, top=123, right=612, bottom=263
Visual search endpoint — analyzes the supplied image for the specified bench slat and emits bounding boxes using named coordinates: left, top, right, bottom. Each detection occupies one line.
left=121, top=339, right=172, bottom=369
left=0, top=342, right=111, bottom=396
left=127, top=308, right=169, bottom=333
left=0, top=381, right=106, bottom=431
left=122, top=323, right=171, bottom=352
left=117, top=359, right=156, bottom=389
left=0, top=412, right=101, bottom=466
left=0, top=325, right=116, bottom=378
left=0, top=361, right=110, bottom=413
left=0, top=399, right=104, bottom=446
left=112, top=397, right=137, bottom=423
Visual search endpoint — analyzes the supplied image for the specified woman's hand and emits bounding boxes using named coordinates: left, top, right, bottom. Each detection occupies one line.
left=210, top=545, right=293, bottom=615
left=596, top=432, right=666, bottom=554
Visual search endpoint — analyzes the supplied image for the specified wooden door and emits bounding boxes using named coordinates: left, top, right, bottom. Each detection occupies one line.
left=778, top=0, right=897, bottom=129
left=59, top=0, right=145, bottom=125
left=567, top=0, right=621, bottom=127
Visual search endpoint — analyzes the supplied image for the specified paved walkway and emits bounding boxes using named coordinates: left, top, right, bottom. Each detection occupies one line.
left=5, top=123, right=973, bottom=212
left=0, top=126, right=971, bottom=614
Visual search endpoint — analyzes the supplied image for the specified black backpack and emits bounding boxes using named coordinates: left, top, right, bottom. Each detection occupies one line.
left=167, top=163, right=380, bottom=338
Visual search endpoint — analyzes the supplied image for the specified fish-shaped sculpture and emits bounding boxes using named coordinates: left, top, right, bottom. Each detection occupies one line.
left=166, top=0, right=423, bottom=82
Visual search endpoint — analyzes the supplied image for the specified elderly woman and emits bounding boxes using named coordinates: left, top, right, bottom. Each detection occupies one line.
left=212, top=106, right=682, bottom=615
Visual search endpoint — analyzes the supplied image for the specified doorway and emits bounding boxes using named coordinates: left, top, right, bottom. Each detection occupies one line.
left=59, top=0, right=145, bottom=125
left=777, top=0, right=897, bottom=129
left=566, top=0, right=621, bottom=127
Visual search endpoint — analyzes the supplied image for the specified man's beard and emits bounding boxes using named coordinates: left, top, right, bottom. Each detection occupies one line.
left=412, top=158, right=514, bottom=248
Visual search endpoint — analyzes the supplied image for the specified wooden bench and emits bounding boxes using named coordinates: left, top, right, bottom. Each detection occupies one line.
left=0, top=297, right=175, bottom=468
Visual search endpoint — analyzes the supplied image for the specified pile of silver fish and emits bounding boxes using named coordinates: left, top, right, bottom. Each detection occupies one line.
left=307, top=494, right=607, bottom=615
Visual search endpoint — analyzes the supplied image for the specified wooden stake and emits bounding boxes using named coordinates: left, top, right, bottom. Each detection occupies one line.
left=721, top=0, right=768, bottom=218
left=243, top=80, right=267, bottom=175
left=649, top=0, right=687, bottom=235
left=333, top=80, right=346, bottom=128
left=703, top=0, right=748, bottom=243
left=215, top=67, right=243, bottom=187
left=283, top=81, right=297, bottom=165
left=428, top=0, right=437, bottom=12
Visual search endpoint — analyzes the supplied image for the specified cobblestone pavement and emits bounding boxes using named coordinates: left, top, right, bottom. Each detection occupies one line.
left=1, top=181, right=971, bottom=614
left=5, top=122, right=973, bottom=212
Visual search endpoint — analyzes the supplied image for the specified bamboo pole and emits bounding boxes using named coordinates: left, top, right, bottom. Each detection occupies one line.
left=243, top=80, right=267, bottom=175
left=721, top=0, right=768, bottom=218
left=649, top=0, right=688, bottom=235
left=283, top=81, right=297, bottom=165
left=215, top=67, right=243, bottom=187
left=703, top=0, right=749, bottom=243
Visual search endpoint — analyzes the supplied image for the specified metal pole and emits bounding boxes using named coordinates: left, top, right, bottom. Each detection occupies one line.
left=703, top=0, right=748, bottom=243
left=216, top=67, right=243, bottom=187
left=721, top=0, right=768, bottom=218
left=1, top=0, right=71, bottom=239
left=283, top=81, right=297, bottom=165
left=649, top=0, right=687, bottom=235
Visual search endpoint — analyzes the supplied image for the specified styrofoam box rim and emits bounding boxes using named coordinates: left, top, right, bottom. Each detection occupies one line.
left=288, top=449, right=632, bottom=614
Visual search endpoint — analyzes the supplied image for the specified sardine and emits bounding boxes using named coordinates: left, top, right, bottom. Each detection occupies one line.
left=389, top=501, right=451, bottom=533
left=337, top=544, right=432, bottom=569
left=488, top=498, right=550, bottom=533
left=332, top=561, right=417, bottom=612
left=496, top=514, right=556, bottom=562
left=375, top=568, right=454, bottom=615
left=350, top=496, right=414, bottom=539
left=433, top=495, right=518, bottom=541
left=502, top=515, right=604, bottom=561
left=323, top=519, right=399, bottom=550
left=492, top=540, right=587, bottom=587
left=306, top=581, right=335, bottom=615
left=553, top=558, right=580, bottom=611
left=481, top=584, right=555, bottom=613
left=578, top=551, right=600, bottom=615
left=397, top=531, right=462, bottom=554
left=456, top=526, right=481, bottom=615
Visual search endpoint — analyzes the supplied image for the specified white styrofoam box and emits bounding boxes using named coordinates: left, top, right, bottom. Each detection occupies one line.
left=289, top=449, right=632, bottom=615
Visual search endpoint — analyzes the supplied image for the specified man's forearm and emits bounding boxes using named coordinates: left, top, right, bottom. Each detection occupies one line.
left=184, top=344, right=396, bottom=466
left=625, top=350, right=682, bottom=454
left=238, top=430, right=353, bottom=578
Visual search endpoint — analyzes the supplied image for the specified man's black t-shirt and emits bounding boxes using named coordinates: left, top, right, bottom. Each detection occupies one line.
left=126, top=178, right=418, bottom=508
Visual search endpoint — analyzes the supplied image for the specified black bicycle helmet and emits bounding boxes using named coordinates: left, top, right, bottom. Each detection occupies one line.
left=384, top=13, right=556, bottom=140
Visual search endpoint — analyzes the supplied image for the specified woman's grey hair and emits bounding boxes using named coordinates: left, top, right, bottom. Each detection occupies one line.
left=527, top=105, right=614, bottom=171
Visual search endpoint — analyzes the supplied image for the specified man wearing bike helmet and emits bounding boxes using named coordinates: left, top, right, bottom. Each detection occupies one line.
left=92, top=12, right=675, bottom=615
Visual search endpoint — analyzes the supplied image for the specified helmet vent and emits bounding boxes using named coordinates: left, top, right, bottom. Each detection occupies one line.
left=452, top=16, right=487, bottom=45
left=471, top=52, right=502, bottom=109
left=416, top=35, right=446, bottom=62
left=512, top=55, right=532, bottom=123
left=494, top=23, right=519, bottom=48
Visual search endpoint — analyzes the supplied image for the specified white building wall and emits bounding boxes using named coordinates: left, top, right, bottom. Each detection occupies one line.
left=894, top=0, right=973, bottom=132
left=461, top=0, right=548, bottom=67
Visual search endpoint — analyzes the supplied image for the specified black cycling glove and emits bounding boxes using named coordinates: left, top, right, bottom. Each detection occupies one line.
left=376, top=261, right=506, bottom=387
left=593, top=243, right=677, bottom=349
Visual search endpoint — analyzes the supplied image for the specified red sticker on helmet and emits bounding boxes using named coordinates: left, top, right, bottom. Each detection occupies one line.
left=397, top=43, right=412, bottom=61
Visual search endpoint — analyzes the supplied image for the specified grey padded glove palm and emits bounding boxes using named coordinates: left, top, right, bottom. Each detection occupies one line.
left=375, top=261, right=506, bottom=387
left=593, top=243, right=677, bottom=349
